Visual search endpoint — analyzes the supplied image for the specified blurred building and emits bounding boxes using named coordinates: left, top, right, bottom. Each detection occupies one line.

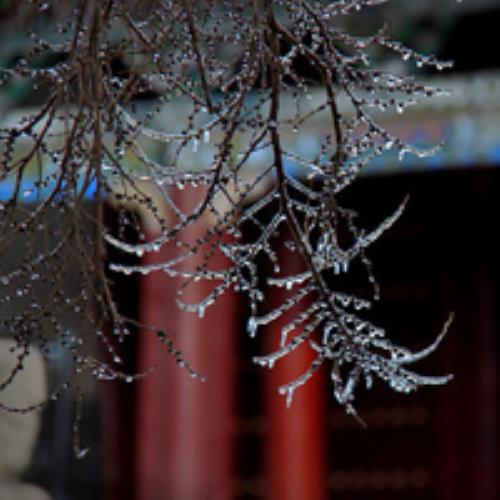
left=0, top=1, right=499, bottom=499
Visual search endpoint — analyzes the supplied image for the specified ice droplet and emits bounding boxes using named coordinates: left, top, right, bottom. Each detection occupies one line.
left=76, top=447, right=90, bottom=460
left=247, top=316, right=257, bottom=337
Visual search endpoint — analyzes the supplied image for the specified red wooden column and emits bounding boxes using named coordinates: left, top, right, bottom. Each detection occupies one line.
left=134, top=186, right=238, bottom=500
left=264, top=247, right=328, bottom=500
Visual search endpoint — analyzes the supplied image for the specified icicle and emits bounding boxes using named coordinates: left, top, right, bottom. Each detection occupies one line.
left=247, top=317, right=257, bottom=338
left=197, top=305, right=205, bottom=319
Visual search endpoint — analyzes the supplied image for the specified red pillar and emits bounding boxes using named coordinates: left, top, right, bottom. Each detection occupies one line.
left=134, top=186, right=238, bottom=500
left=264, top=248, right=327, bottom=500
